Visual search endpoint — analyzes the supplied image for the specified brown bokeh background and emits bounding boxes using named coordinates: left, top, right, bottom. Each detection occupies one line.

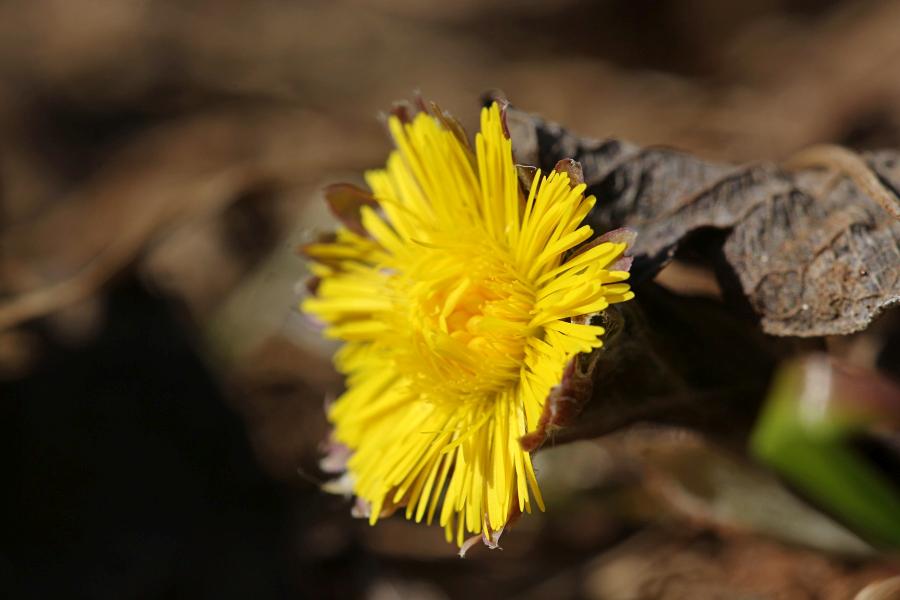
left=2, top=1, right=900, bottom=598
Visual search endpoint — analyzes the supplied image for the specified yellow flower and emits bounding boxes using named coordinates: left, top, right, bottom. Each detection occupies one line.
left=303, top=101, right=634, bottom=547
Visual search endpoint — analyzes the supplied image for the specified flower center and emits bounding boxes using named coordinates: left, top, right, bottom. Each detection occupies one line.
left=392, top=242, right=537, bottom=400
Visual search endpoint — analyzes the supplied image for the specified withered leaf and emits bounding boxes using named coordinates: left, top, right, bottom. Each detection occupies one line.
left=505, top=106, right=900, bottom=337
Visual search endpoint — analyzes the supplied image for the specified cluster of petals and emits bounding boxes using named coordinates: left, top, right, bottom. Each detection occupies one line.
left=303, top=101, right=633, bottom=547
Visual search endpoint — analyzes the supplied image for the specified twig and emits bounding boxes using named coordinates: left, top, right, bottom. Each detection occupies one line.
left=783, top=144, right=900, bottom=221
left=0, top=169, right=255, bottom=332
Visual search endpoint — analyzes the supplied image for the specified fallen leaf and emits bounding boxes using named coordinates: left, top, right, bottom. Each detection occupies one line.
left=505, top=106, right=900, bottom=337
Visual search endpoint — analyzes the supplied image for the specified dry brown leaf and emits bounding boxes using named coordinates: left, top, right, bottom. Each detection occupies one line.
left=583, top=528, right=896, bottom=600
left=506, top=105, right=900, bottom=337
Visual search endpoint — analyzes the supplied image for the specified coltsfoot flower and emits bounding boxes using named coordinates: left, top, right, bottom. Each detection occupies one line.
left=303, top=101, right=634, bottom=548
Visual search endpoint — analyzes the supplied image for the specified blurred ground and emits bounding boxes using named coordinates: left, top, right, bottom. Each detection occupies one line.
left=2, top=0, right=900, bottom=598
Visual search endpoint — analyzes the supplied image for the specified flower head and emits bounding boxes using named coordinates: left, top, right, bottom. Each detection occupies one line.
left=303, top=101, right=634, bottom=547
